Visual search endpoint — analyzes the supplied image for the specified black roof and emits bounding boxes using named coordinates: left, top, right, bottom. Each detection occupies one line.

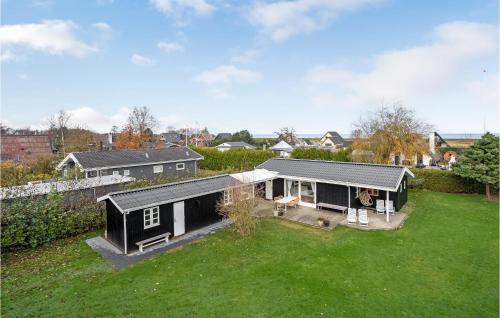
left=257, top=158, right=412, bottom=190
left=323, top=131, right=345, bottom=145
left=162, top=132, right=182, bottom=143
left=215, top=133, right=232, bottom=140
left=70, top=147, right=202, bottom=170
left=101, top=175, right=240, bottom=212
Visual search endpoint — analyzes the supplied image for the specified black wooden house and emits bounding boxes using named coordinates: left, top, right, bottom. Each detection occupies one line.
left=98, top=175, right=240, bottom=254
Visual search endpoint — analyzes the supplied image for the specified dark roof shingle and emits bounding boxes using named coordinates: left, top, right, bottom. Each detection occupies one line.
left=73, top=147, right=202, bottom=169
left=257, top=158, right=410, bottom=190
left=105, top=175, right=239, bottom=212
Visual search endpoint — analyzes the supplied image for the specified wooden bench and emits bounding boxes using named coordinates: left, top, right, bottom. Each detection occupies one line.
left=316, top=203, right=348, bottom=214
left=136, top=232, right=171, bottom=252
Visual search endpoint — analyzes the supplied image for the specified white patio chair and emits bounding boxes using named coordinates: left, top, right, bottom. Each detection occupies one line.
left=387, top=200, right=395, bottom=215
left=376, top=199, right=385, bottom=214
left=358, top=209, right=369, bottom=227
left=347, top=208, right=357, bottom=225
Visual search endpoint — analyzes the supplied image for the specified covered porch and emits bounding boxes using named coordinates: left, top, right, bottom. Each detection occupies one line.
left=254, top=199, right=407, bottom=230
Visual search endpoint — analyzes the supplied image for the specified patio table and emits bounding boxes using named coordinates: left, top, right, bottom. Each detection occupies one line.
left=275, top=196, right=297, bottom=212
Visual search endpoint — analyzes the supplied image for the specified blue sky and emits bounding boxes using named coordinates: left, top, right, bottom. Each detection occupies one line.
left=1, top=0, right=498, bottom=134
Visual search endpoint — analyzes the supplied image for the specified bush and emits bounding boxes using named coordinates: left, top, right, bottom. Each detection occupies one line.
left=291, top=147, right=351, bottom=162
left=409, top=169, right=484, bottom=194
left=1, top=191, right=105, bottom=251
left=192, top=147, right=275, bottom=171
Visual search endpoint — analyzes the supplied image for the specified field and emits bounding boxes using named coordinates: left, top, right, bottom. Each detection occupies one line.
left=2, top=191, right=498, bottom=317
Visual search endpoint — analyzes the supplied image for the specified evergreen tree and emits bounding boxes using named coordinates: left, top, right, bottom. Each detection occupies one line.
left=452, top=132, right=499, bottom=200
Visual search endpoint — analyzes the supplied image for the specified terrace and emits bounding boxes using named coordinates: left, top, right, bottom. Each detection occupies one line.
left=254, top=199, right=407, bottom=230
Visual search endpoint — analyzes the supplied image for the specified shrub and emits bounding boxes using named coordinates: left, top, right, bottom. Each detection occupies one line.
left=1, top=190, right=105, bottom=251
left=291, top=147, right=351, bottom=162
left=409, top=169, right=484, bottom=194
left=192, top=147, right=275, bottom=171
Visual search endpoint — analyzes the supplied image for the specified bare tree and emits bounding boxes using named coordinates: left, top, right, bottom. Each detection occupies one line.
left=217, top=183, right=258, bottom=237
left=48, top=110, right=71, bottom=157
left=126, top=106, right=159, bottom=134
left=352, top=104, right=433, bottom=164
left=274, top=127, right=297, bottom=145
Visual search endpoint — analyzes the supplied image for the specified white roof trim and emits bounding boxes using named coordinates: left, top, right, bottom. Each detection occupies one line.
left=56, top=153, right=83, bottom=171
left=68, top=157, right=203, bottom=172
left=230, top=169, right=278, bottom=184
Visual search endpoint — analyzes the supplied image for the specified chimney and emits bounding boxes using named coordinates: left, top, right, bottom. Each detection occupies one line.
left=429, top=132, right=436, bottom=154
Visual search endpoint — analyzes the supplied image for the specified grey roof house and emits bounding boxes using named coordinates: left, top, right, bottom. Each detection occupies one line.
left=57, top=147, right=203, bottom=180
left=319, top=131, right=349, bottom=148
left=215, top=141, right=256, bottom=151
left=214, top=133, right=232, bottom=141
left=98, top=158, right=413, bottom=255
left=161, top=132, right=182, bottom=144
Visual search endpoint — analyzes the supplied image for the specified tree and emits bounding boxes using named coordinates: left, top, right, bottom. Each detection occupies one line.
left=217, top=184, right=258, bottom=237
left=48, top=110, right=71, bottom=156
left=274, top=127, right=297, bottom=145
left=352, top=104, right=432, bottom=164
left=452, top=132, right=499, bottom=200
left=127, top=106, right=158, bottom=134
left=65, top=127, right=98, bottom=153
left=231, top=130, right=254, bottom=144
left=115, top=125, right=144, bottom=149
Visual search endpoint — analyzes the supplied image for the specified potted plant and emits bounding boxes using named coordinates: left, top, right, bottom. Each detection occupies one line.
left=317, top=217, right=330, bottom=227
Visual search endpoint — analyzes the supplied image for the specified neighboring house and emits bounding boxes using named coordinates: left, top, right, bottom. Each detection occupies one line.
left=161, top=131, right=182, bottom=144
left=215, top=141, right=256, bottom=152
left=57, top=147, right=203, bottom=179
left=319, top=131, right=349, bottom=149
left=190, top=133, right=214, bottom=147
left=391, top=132, right=449, bottom=166
left=214, top=133, right=232, bottom=141
left=1, top=175, right=134, bottom=201
left=271, top=140, right=294, bottom=157
left=0, top=134, right=54, bottom=163
left=94, top=133, right=116, bottom=151
left=99, top=158, right=412, bottom=254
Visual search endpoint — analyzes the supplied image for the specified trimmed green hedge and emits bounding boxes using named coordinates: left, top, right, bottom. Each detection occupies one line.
left=192, top=147, right=275, bottom=171
left=1, top=191, right=105, bottom=251
left=291, top=147, right=351, bottom=161
left=409, top=168, right=484, bottom=194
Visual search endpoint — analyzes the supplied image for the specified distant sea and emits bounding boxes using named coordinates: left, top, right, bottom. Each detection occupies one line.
left=254, top=133, right=499, bottom=139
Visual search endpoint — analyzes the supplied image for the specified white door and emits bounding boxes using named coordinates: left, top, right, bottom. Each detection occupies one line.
left=173, top=201, right=185, bottom=236
left=265, top=180, right=273, bottom=200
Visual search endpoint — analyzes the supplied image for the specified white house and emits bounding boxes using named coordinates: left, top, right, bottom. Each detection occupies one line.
left=215, top=141, right=256, bottom=152
left=271, top=140, right=294, bottom=157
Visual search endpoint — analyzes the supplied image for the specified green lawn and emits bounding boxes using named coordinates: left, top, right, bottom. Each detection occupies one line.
left=2, top=191, right=498, bottom=317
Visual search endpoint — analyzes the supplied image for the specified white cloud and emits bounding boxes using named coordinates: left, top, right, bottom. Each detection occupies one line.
left=150, top=0, right=215, bottom=16
left=0, top=20, right=98, bottom=58
left=231, top=49, right=260, bottom=64
left=304, top=21, right=498, bottom=107
left=92, top=22, right=112, bottom=32
left=158, top=41, right=184, bottom=53
left=194, top=65, right=261, bottom=97
left=131, top=54, right=156, bottom=66
left=247, top=0, right=381, bottom=41
left=0, top=50, right=17, bottom=63
left=464, top=74, right=499, bottom=106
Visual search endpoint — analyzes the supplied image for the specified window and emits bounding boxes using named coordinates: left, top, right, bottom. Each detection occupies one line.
left=63, top=169, right=68, bottom=177
left=400, top=184, right=403, bottom=192
left=153, top=165, right=163, bottom=174
left=176, top=163, right=185, bottom=170
left=404, top=180, right=406, bottom=189
left=113, top=171, right=119, bottom=176
left=367, top=189, right=379, bottom=196
left=144, top=207, right=160, bottom=229
left=123, top=170, right=130, bottom=176
left=224, top=190, right=233, bottom=206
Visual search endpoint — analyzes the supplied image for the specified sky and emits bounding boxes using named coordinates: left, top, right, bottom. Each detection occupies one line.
left=1, top=0, right=498, bottom=135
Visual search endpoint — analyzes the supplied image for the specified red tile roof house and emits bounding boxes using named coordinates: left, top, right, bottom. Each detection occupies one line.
left=0, top=134, right=54, bottom=163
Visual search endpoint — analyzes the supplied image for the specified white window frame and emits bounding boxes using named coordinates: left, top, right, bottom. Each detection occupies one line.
left=223, top=189, right=233, bottom=206
left=400, top=183, right=403, bottom=192
left=113, top=171, right=119, bottom=176
left=123, top=170, right=130, bottom=176
left=176, top=162, right=185, bottom=171
left=153, top=165, right=163, bottom=174
left=144, top=206, right=160, bottom=229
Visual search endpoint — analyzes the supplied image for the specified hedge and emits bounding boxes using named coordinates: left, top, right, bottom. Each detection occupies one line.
left=1, top=191, right=105, bottom=251
left=192, top=147, right=275, bottom=171
left=409, top=168, right=484, bottom=194
left=291, top=147, right=351, bottom=162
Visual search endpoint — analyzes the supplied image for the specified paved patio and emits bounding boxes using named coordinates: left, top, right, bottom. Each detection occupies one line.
left=86, top=220, right=232, bottom=269
left=255, top=199, right=407, bottom=230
